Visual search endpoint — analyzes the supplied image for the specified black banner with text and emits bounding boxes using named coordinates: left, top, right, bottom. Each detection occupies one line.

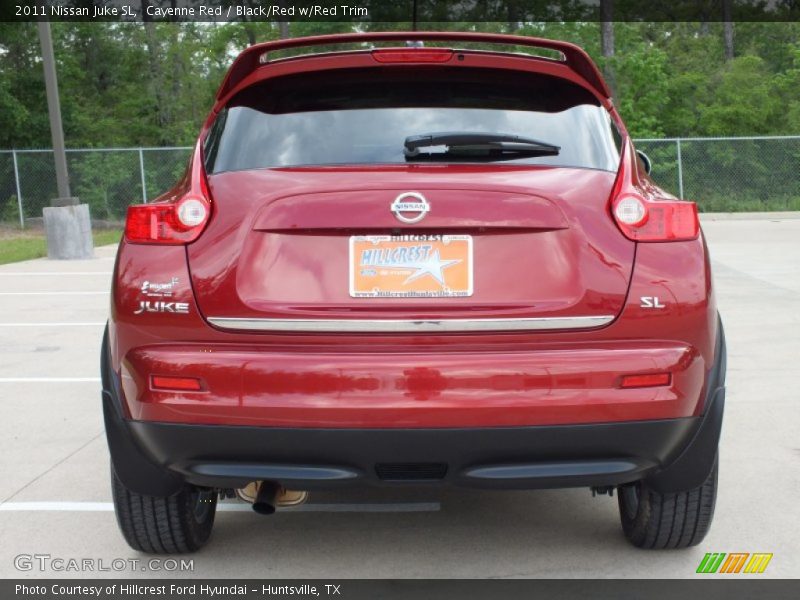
left=5, top=579, right=800, bottom=600
left=3, top=0, right=800, bottom=23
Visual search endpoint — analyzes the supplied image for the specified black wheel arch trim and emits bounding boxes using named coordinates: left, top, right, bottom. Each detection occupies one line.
left=643, top=315, right=726, bottom=493
left=101, top=324, right=184, bottom=497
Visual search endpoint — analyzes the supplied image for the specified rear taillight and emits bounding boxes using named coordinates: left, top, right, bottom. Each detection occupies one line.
left=125, top=195, right=210, bottom=244
left=126, top=139, right=211, bottom=245
left=610, top=144, right=700, bottom=242
left=612, top=195, right=699, bottom=242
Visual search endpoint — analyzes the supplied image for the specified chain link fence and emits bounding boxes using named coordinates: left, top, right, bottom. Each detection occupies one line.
left=635, top=136, right=800, bottom=212
left=0, top=147, right=192, bottom=226
left=1, top=136, right=799, bottom=227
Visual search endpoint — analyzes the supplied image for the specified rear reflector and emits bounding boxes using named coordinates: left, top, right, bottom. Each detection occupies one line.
left=620, top=373, right=671, bottom=389
left=371, top=48, right=454, bottom=63
left=151, top=375, right=203, bottom=392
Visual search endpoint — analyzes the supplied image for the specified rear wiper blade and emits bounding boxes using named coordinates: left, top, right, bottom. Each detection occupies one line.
left=404, top=131, right=561, bottom=161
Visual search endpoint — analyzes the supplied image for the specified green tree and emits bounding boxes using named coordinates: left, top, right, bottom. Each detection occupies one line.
left=698, top=55, right=783, bottom=135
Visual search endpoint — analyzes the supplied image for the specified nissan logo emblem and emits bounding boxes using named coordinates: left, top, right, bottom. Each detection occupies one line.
left=391, top=192, right=430, bottom=224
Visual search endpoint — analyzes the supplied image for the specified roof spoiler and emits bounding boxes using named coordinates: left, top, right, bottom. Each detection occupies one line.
left=215, top=31, right=612, bottom=103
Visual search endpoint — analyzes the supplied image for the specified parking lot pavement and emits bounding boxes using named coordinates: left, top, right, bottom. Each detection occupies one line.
left=0, top=218, right=798, bottom=579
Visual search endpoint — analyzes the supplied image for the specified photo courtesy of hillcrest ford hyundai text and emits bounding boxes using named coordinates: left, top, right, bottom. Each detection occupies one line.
left=102, top=31, right=725, bottom=553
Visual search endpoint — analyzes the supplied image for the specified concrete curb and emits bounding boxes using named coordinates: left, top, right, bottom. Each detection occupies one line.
left=700, top=211, right=800, bottom=221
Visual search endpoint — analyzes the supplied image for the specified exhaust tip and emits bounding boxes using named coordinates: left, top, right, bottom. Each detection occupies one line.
left=252, top=481, right=280, bottom=515
left=252, top=501, right=276, bottom=515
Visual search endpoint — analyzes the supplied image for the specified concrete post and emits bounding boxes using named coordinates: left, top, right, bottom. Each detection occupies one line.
left=37, top=21, right=94, bottom=259
left=42, top=204, right=93, bottom=259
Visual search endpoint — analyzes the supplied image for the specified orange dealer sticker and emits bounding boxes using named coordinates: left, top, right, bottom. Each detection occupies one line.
left=349, top=235, right=473, bottom=298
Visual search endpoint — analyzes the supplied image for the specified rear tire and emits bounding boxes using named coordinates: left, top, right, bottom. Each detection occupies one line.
left=617, top=454, right=718, bottom=549
left=111, top=464, right=217, bottom=553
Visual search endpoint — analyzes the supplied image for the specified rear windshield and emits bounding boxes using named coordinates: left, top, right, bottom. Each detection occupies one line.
left=205, top=67, right=621, bottom=173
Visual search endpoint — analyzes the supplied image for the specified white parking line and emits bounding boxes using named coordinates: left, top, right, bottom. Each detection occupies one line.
left=0, top=501, right=441, bottom=513
left=0, top=502, right=112, bottom=512
left=0, top=377, right=101, bottom=383
left=0, top=323, right=105, bottom=327
left=0, top=291, right=108, bottom=296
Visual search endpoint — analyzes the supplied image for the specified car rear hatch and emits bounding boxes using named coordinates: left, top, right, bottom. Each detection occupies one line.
left=188, top=166, right=632, bottom=332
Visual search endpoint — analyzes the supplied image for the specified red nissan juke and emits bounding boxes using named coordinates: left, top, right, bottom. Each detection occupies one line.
left=102, top=32, right=725, bottom=553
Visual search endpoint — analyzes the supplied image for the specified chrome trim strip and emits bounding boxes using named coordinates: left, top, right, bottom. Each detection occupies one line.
left=206, top=315, right=615, bottom=333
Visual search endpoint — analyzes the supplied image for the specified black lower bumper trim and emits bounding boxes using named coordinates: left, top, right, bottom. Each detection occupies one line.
left=122, top=413, right=699, bottom=491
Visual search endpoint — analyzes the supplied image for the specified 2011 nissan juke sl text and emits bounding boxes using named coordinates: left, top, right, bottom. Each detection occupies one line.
left=102, top=32, right=725, bottom=553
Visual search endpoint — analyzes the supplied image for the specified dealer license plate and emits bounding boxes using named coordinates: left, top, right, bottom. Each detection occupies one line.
left=349, top=235, right=473, bottom=298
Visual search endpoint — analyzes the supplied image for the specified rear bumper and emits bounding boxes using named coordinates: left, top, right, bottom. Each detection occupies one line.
left=103, top=321, right=726, bottom=496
